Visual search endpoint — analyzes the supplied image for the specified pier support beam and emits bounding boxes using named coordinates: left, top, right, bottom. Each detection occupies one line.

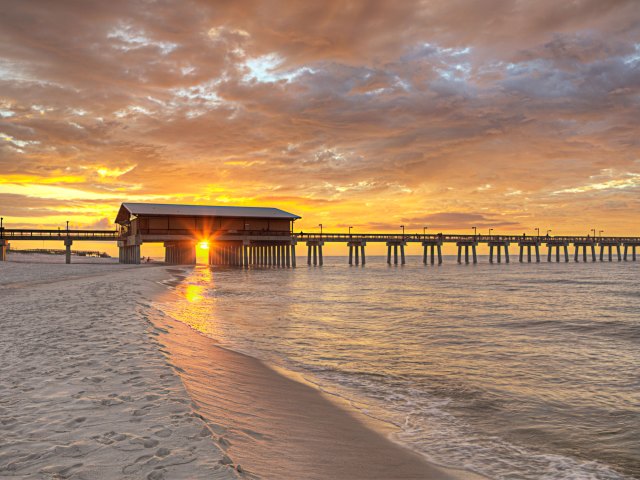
left=518, top=241, right=540, bottom=263
left=347, top=241, right=366, bottom=266
left=623, top=243, right=638, bottom=261
left=0, top=240, right=8, bottom=261
left=306, top=240, right=324, bottom=266
left=545, top=241, right=569, bottom=263
left=386, top=241, right=406, bottom=265
left=572, top=242, right=596, bottom=262
left=163, top=241, right=195, bottom=265
left=64, top=238, right=73, bottom=264
left=291, top=242, right=297, bottom=268
left=488, top=241, right=510, bottom=264
left=598, top=242, right=622, bottom=262
left=456, top=241, right=477, bottom=264
left=422, top=240, right=443, bottom=265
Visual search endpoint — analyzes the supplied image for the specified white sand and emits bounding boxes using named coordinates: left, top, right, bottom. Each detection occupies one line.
left=0, top=257, right=237, bottom=479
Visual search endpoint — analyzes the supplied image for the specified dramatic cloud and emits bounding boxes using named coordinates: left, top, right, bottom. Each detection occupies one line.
left=1, top=0, right=638, bottom=237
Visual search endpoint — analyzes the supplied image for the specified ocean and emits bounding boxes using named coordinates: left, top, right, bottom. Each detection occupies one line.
left=156, top=256, right=639, bottom=479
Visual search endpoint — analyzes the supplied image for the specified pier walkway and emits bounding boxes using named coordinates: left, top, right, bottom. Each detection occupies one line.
left=1, top=226, right=638, bottom=266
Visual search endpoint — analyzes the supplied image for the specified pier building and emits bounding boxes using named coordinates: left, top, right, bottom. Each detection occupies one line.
left=0, top=203, right=638, bottom=268
left=114, top=203, right=301, bottom=266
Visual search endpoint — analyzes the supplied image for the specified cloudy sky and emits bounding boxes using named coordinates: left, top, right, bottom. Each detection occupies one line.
left=1, top=0, right=639, bottom=238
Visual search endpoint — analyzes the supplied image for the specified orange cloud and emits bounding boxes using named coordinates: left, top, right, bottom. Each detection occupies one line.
left=0, top=0, right=638, bottom=236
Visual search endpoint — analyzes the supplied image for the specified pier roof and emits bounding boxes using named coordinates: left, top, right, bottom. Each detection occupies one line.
left=115, top=202, right=301, bottom=224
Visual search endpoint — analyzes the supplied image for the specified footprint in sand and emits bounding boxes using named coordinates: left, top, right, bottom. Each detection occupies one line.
left=122, top=454, right=154, bottom=474
left=40, top=462, right=84, bottom=477
left=147, top=469, right=166, bottom=480
left=152, top=427, right=172, bottom=438
left=65, top=417, right=86, bottom=428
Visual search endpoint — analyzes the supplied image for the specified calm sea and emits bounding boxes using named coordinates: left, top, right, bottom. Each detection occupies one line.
left=156, top=256, right=639, bottom=479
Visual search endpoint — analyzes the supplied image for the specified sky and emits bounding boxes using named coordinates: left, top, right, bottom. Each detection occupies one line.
left=1, top=0, right=639, bottom=247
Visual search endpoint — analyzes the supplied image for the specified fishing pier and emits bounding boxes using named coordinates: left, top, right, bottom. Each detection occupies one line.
left=1, top=203, right=638, bottom=267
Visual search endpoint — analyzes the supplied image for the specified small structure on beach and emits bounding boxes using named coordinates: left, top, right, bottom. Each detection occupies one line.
left=114, top=203, right=301, bottom=266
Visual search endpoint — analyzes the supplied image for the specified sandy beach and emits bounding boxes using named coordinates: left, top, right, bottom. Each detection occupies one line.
left=0, top=257, right=237, bottom=479
left=0, top=256, right=484, bottom=480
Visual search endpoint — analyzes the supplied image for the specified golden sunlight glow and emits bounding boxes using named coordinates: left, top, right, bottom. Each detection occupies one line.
left=198, top=241, right=210, bottom=250
left=184, top=283, right=205, bottom=303
left=96, top=165, right=137, bottom=178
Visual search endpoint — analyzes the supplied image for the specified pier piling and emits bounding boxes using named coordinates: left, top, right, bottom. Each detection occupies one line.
left=0, top=240, right=8, bottom=261
left=488, top=241, right=509, bottom=264
left=386, top=241, right=406, bottom=266
left=347, top=241, right=366, bottom=266
left=306, top=240, right=324, bottom=266
left=422, top=241, right=442, bottom=265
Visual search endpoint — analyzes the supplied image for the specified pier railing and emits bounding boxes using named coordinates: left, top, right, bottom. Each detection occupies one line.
left=293, top=233, right=640, bottom=243
left=0, top=229, right=119, bottom=241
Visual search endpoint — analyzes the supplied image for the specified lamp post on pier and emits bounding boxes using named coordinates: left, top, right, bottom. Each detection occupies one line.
left=488, top=228, right=493, bottom=238
left=472, top=226, right=477, bottom=239
left=319, top=224, right=323, bottom=238
left=423, top=226, right=428, bottom=239
left=535, top=227, right=540, bottom=238
left=599, top=230, right=604, bottom=238
left=348, top=226, right=353, bottom=237
left=400, top=225, right=405, bottom=240
left=590, top=228, right=595, bottom=239
left=546, top=229, right=552, bottom=238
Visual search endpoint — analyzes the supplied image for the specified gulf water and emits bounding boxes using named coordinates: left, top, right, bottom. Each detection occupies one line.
left=157, top=256, right=639, bottom=479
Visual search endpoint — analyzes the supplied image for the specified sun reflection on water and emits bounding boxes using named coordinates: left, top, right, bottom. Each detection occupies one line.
left=167, top=267, right=220, bottom=336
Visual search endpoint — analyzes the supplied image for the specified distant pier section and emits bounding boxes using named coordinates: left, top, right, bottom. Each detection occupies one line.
left=0, top=202, right=638, bottom=266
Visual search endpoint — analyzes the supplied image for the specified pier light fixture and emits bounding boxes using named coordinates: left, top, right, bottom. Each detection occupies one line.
left=349, top=226, right=353, bottom=236
left=1, top=217, right=3, bottom=228
left=66, top=220, right=69, bottom=231
left=472, top=226, right=477, bottom=237
left=546, top=229, right=552, bottom=236
left=488, top=228, right=493, bottom=237
left=599, top=230, right=604, bottom=237
left=400, top=225, right=405, bottom=238
left=423, top=226, right=428, bottom=237
left=591, top=228, right=596, bottom=238
left=535, top=227, right=540, bottom=237
left=319, top=224, right=323, bottom=236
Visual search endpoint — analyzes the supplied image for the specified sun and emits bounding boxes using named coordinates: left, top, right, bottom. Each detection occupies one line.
left=198, top=241, right=210, bottom=250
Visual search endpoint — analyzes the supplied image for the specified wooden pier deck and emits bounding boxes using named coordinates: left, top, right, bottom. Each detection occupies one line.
left=1, top=227, right=639, bottom=266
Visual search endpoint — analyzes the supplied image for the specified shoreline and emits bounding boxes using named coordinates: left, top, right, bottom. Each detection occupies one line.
left=1, top=256, right=485, bottom=479
left=152, top=268, right=487, bottom=480
left=0, top=258, right=237, bottom=479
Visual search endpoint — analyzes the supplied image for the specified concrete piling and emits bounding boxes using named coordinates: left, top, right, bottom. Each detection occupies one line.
left=623, top=243, right=638, bottom=261
left=347, top=241, right=365, bottom=266
left=0, top=240, right=8, bottom=261
left=488, top=241, right=509, bottom=264
left=306, top=240, right=324, bottom=266
left=64, top=238, right=73, bottom=264
left=386, top=241, right=406, bottom=266
left=422, top=240, right=443, bottom=265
